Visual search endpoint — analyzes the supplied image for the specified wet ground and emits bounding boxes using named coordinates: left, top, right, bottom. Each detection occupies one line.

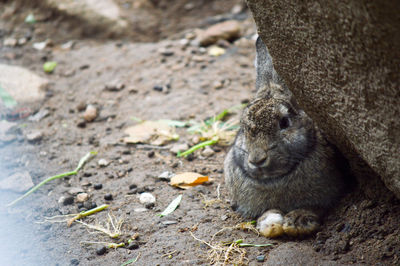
left=0, top=1, right=399, bottom=265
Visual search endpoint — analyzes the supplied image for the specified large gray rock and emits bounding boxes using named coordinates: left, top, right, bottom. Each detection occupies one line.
left=247, top=0, right=400, bottom=198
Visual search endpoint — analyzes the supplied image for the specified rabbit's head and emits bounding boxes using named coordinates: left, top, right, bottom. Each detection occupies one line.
left=240, top=84, right=316, bottom=180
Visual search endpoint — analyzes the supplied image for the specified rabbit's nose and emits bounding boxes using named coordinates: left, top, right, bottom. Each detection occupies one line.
left=248, top=151, right=268, bottom=167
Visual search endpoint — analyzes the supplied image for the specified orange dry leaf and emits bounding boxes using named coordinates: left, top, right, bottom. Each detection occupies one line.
left=170, top=172, right=209, bottom=189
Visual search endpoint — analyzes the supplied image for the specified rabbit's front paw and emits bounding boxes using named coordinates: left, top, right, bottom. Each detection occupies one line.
left=257, top=209, right=284, bottom=238
left=282, top=209, right=320, bottom=237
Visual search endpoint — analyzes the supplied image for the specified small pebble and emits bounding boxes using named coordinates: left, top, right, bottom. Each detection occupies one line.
left=256, top=255, right=265, bottom=262
left=76, top=119, right=86, bottom=128
left=221, top=214, right=229, bottom=221
left=104, top=193, right=113, bottom=200
left=76, top=102, right=86, bottom=112
left=127, top=242, right=139, bottom=250
left=76, top=193, right=89, bottom=202
left=139, top=192, right=156, bottom=204
left=96, top=246, right=107, bottom=255
left=83, top=104, right=97, bottom=122
left=157, top=171, right=174, bottom=181
left=59, top=196, right=74, bottom=206
left=91, top=202, right=97, bottom=209
left=104, top=80, right=125, bottom=91
left=186, top=153, right=195, bottom=161
left=68, top=187, right=84, bottom=195
left=98, top=159, right=109, bottom=167
left=70, top=258, right=80, bottom=265
left=147, top=151, right=155, bottom=158
left=170, top=143, right=189, bottom=154
left=26, top=131, right=43, bottom=142
left=161, top=220, right=178, bottom=225
left=93, top=183, right=103, bottom=190
left=133, top=207, right=148, bottom=213
left=145, top=202, right=155, bottom=209
left=129, top=184, right=137, bottom=190
left=201, top=146, right=215, bottom=157
left=77, top=202, right=84, bottom=209
left=153, top=85, right=163, bottom=92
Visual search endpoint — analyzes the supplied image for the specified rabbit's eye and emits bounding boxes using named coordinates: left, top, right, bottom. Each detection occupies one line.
left=279, top=117, right=291, bottom=130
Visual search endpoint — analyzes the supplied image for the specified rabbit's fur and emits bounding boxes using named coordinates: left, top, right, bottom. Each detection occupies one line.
left=224, top=37, right=351, bottom=237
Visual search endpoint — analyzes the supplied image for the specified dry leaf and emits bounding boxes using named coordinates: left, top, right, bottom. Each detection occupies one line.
left=170, top=172, right=209, bottom=189
left=124, top=120, right=179, bottom=145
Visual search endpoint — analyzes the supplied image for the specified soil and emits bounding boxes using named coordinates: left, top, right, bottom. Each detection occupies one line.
left=0, top=1, right=399, bottom=266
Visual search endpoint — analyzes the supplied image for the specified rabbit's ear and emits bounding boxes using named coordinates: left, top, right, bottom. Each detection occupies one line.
left=255, top=36, right=281, bottom=98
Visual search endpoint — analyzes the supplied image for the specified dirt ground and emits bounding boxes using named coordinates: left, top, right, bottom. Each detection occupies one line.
left=0, top=1, right=399, bottom=265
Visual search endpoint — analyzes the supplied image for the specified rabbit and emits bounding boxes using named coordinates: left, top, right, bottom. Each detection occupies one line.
left=224, top=36, right=352, bottom=237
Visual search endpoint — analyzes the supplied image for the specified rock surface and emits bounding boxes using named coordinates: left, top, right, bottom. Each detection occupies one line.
left=198, top=20, right=242, bottom=46
left=247, top=0, right=400, bottom=198
left=0, top=64, right=48, bottom=103
left=0, top=171, right=34, bottom=193
left=44, top=0, right=127, bottom=35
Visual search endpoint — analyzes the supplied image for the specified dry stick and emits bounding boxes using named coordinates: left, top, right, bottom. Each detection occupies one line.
left=7, top=151, right=97, bottom=207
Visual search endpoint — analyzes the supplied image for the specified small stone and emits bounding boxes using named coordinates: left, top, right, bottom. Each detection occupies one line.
left=201, top=146, right=215, bottom=157
left=256, top=255, right=265, bottom=262
left=133, top=207, right=148, bottom=213
left=153, top=85, right=163, bottom=92
left=191, top=136, right=200, bottom=145
left=83, top=104, right=97, bottom=122
left=145, top=202, right=155, bottom=209
left=28, top=109, right=50, bottom=122
left=68, top=187, right=84, bottom=195
left=158, top=47, right=174, bottom=56
left=104, top=193, right=113, bottom=200
left=170, top=143, right=189, bottom=154
left=76, top=119, right=86, bottom=128
left=98, top=159, right=109, bottom=167
left=26, top=131, right=43, bottom=142
left=77, top=202, right=84, bottom=209
left=70, top=258, right=80, bottom=265
left=127, top=242, right=139, bottom=250
left=76, top=102, right=86, bottom=112
left=139, top=192, right=156, bottom=204
left=212, top=80, right=224, bottom=90
left=96, top=246, right=107, bottom=255
left=186, top=153, right=195, bottom=161
left=93, top=183, right=103, bottom=190
left=104, top=80, right=125, bottom=91
left=129, top=184, right=138, bottom=190
left=91, top=202, right=97, bottom=209
left=147, top=151, right=155, bottom=158
left=4, top=38, right=17, bottom=47
left=59, top=196, right=74, bottom=206
left=76, top=192, right=89, bottom=202
left=18, top=38, right=27, bottom=46
left=198, top=20, right=241, bottom=46
left=221, top=214, right=229, bottom=221
left=208, top=46, right=226, bottom=57
left=161, top=220, right=178, bottom=225
left=157, top=171, right=174, bottom=181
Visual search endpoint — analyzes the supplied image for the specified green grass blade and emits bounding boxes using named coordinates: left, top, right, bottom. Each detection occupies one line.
left=177, top=138, right=218, bottom=157
left=7, top=151, right=96, bottom=207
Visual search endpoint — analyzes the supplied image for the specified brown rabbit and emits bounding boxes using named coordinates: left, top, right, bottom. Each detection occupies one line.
left=224, top=36, right=352, bottom=237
